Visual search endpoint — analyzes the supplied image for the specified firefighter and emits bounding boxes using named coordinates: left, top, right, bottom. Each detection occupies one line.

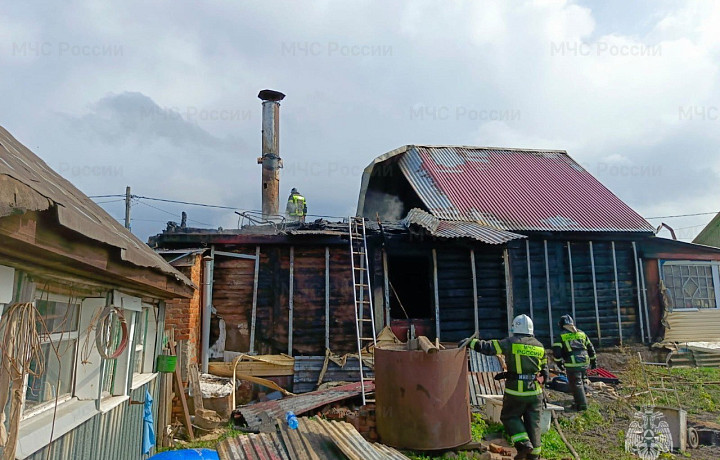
left=460, top=315, right=548, bottom=460
left=552, top=314, right=596, bottom=411
left=285, top=188, right=307, bottom=222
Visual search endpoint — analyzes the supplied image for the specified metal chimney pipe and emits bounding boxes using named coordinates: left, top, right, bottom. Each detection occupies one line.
left=257, top=89, right=286, bottom=221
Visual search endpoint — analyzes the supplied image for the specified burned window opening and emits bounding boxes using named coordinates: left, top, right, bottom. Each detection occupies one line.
left=387, top=254, right=433, bottom=321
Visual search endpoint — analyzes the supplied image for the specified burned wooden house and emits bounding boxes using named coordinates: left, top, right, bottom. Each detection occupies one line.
left=152, top=91, right=720, bottom=376
left=151, top=143, right=720, bottom=373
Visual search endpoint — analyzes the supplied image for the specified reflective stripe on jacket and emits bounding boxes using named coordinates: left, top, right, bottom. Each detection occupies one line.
left=287, top=194, right=306, bottom=216
left=552, top=330, right=596, bottom=368
left=473, top=335, right=547, bottom=396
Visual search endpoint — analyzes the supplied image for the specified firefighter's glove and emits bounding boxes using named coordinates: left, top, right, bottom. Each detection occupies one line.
left=540, top=368, right=550, bottom=383
left=459, top=338, right=479, bottom=350
left=493, top=371, right=508, bottom=381
left=590, top=360, right=597, bottom=370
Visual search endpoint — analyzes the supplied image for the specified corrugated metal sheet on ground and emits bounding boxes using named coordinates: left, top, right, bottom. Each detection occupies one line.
left=664, top=310, right=720, bottom=343
left=668, top=342, right=720, bottom=368
left=403, top=208, right=525, bottom=245
left=217, top=418, right=408, bottom=460
left=362, top=145, right=654, bottom=232
left=238, top=381, right=374, bottom=431
left=293, top=356, right=373, bottom=394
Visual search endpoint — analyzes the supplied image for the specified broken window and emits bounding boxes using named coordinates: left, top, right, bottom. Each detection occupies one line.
left=662, top=262, right=719, bottom=310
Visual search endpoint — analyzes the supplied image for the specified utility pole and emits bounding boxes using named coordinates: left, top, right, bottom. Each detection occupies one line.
left=124, top=186, right=131, bottom=230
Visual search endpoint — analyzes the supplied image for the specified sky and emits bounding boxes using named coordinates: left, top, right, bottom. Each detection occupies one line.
left=1, top=0, right=719, bottom=242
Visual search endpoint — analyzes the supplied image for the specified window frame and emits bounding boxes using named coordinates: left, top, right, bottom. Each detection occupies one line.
left=21, top=293, right=81, bottom=420
left=660, top=260, right=720, bottom=311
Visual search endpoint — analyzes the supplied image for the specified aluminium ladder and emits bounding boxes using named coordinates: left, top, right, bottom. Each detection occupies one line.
left=348, top=216, right=377, bottom=405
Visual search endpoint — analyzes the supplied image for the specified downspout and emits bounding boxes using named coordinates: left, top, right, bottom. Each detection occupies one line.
left=201, top=249, right=215, bottom=373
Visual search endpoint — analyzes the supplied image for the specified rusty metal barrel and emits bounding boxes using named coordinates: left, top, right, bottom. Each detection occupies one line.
left=375, top=344, right=471, bottom=450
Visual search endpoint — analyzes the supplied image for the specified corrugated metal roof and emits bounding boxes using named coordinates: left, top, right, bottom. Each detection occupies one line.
left=238, top=381, right=373, bottom=431
left=0, top=126, right=192, bottom=290
left=403, top=208, right=525, bottom=244
left=218, top=418, right=409, bottom=460
left=359, top=145, right=654, bottom=233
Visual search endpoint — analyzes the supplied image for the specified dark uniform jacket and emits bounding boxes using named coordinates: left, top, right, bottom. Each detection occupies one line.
left=472, top=335, right=548, bottom=397
left=552, top=329, right=596, bottom=369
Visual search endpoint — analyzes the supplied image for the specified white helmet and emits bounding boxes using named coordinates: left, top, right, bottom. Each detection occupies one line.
left=511, top=314, right=534, bottom=335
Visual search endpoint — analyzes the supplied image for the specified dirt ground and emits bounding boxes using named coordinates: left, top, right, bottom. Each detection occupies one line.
left=545, top=345, right=720, bottom=460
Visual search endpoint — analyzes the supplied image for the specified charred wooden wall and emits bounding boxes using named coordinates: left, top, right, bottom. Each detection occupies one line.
left=508, top=238, right=640, bottom=347
left=210, top=244, right=356, bottom=357
left=436, top=246, right=506, bottom=342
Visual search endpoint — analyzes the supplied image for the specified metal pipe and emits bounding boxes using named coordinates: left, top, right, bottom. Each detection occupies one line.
left=639, top=258, right=651, bottom=341
left=526, top=240, right=534, bottom=320
left=257, top=90, right=285, bottom=221
left=567, top=242, right=576, bottom=320
left=632, top=242, right=645, bottom=343
left=611, top=242, right=623, bottom=345
left=201, top=251, right=214, bottom=373
left=325, top=246, right=330, bottom=351
left=432, top=248, right=440, bottom=340
left=589, top=241, right=601, bottom=346
left=471, top=249, right=479, bottom=335
left=249, top=246, right=260, bottom=354
left=288, top=246, right=294, bottom=356
left=544, top=240, right=554, bottom=345
left=383, top=248, right=390, bottom=328
left=503, top=248, right=513, bottom=335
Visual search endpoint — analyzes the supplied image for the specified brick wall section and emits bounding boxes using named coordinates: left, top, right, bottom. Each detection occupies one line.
left=166, top=254, right=202, bottom=372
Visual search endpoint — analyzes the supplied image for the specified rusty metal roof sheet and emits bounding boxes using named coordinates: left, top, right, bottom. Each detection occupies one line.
left=238, top=381, right=374, bottom=431
left=403, top=208, right=525, bottom=244
left=359, top=145, right=654, bottom=233
left=0, top=126, right=192, bottom=289
left=218, top=418, right=409, bottom=460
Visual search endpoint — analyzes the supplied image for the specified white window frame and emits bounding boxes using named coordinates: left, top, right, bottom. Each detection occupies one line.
left=21, top=292, right=81, bottom=420
left=660, top=260, right=720, bottom=311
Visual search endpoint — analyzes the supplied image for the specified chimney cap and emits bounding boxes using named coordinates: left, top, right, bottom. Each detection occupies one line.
left=258, top=89, right=286, bottom=102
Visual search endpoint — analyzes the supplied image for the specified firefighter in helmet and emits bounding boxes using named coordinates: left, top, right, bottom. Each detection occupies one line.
left=285, top=188, right=307, bottom=222
left=552, top=314, right=596, bottom=411
left=460, top=315, right=548, bottom=460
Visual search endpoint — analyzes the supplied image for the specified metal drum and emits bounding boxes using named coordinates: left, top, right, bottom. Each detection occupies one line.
left=375, top=345, right=470, bottom=450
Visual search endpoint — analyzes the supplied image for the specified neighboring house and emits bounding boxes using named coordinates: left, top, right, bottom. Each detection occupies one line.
left=693, top=212, right=720, bottom=248
left=0, top=126, right=193, bottom=460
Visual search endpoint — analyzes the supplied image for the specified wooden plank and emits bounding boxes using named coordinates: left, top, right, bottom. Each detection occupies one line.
left=503, top=248, right=513, bottom=335
left=188, top=363, right=204, bottom=413
left=169, top=339, right=194, bottom=440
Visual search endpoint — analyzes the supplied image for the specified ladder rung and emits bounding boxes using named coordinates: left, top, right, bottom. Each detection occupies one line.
left=353, top=267, right=366, bottom=271
left=355, top=284, right=369, bottom=287
left=358, top=318, right=372, bottom=322
left=356, top=301, right=370, bottom=304
left=352, top=251, right=366, bottom=255
left=360, top=337, right=375, bottom=341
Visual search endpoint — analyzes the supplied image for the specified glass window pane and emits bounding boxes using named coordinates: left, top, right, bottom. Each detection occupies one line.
left=35, top=300, right=79, bottom=333
left=25, top=340, right=76, bottom=412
